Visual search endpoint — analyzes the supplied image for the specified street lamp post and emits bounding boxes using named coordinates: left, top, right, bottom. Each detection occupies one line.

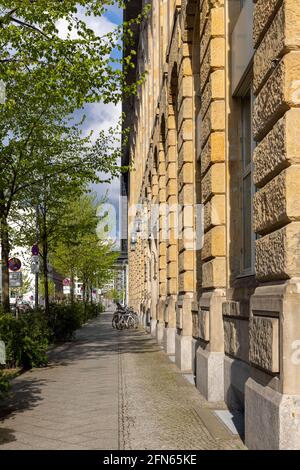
left=35, top=206, right=39, bottom=309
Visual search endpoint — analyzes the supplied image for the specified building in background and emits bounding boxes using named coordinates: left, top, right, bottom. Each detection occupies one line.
left=122, top=0, right=300, bottom=449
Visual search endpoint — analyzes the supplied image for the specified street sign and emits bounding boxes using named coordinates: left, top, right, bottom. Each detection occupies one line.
left=32, top=244, right=39, bottom=256
left=8, top=257, right=21, bottom=272
left=9, top=271, right=23, bottom=288
left=63, top=286, right=71, bottom=295
left=31, top=255, right=40, bottom=274
left=0, top=341, right=6, bottom=365
left=63, top=278, right=71, bottom=287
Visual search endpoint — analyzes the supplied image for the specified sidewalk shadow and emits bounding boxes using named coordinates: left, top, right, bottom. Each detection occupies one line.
left=0, top=377, right=45, bottom=421
left=0, top=427, right=16, bottom=445
left=47, top=320, right=161, bottom=367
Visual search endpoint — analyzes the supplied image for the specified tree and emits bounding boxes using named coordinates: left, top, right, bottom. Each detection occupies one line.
left=18, top=272, right=32, bottom=298
left=50, top=194, right=118, bottom=310
left=0, top=1, right=147, bottom=310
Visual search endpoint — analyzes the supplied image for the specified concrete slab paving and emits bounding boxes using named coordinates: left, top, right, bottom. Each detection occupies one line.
left=0, top=311, right=246, bottom=450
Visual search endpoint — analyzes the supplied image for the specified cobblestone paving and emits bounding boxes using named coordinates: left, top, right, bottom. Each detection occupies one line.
left=118, top=330, right=245, bottom=450
left=0, top=312, right=245, bottom=450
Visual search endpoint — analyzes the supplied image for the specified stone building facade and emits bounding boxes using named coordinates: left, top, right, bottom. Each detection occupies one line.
left=122, top=0, right=300, bottom=449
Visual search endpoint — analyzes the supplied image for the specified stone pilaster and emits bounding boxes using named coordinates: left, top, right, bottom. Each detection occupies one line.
left=157, top=139, right=167, bottom=343
left=246, top=0, right=300, bottom=450
left=196, top=0, right=226, bottom=401
left=163, top=42, right=180, bottom=355
left=173, top=0, right=198, bottom=372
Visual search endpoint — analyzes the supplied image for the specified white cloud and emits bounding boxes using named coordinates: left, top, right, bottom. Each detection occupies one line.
left=83, top=101, right=122, bottom=224
left=83, top=101, right=121, bottom=142
left=56, top=5, right=123, bottom=235
left=56, top=8, right=117, bottom=40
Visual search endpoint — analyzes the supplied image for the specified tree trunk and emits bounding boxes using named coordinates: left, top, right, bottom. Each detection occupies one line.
left=0, top=213, right=10, bottom=312
left=43, top=248, right=49, bottom=315
left=83, top=281, right=87, bottom=316
left=70, top=269, right=75, bottom=305
left=41, top=209, right=49, bottom=316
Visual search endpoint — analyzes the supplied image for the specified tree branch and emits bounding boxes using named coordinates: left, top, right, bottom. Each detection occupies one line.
left=0, top=7, right=19, bottom=25
left=10, top=17, right=49, bottom=38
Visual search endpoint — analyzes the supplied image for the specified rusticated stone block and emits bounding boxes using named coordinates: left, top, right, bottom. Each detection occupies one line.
left=178, top=97, right=193, bottom=126
left=224, top=318, right=249, bottom=362
left=180, top=57, right=193, bottom=77
left=200, top=5, right=225, bottom=64
left=253, top=52, right=300, bottom=140
left=199, top=309, right=210, bottom=341
left=254, top=109, right=300, bottom=187
left=178, top=118, right=193, bottom=142
left=256, top=222, right=300, bottom=281
left=201, top=131, right=225, bottom=175
left=179, top=270, right=194, bottom=293
left=254, top=167, right=300, bottom=234
left=202, top=257, right=226, bottom=288
left=200, top=14, right=213, bottom=64
left=178, top=140, right=193, bottom=167
left=201, top=163, right=225, bottom=203
left=254, top=1, right=300, bottom=93
left=249, top=316, right=279, bottom=373
left=222, top=301, right=240, bottom=317
left=168, top=277, right=177, bottom=296
left=253, top=0, right=282, bottom=47
left=204, top=194, right=225, bottom=231
left=201, top=225, right=226, bottom=261
left=254, top=5, right=285, bottom=94
left=201, top=70, right=225, bottom=122
left=200, top=0, right=210, bottom=38
left=201, top=80, right=212, bottom=121
left=201, top=101, right=225, bottom=147
left=179, top=250, right=194, bottom=272
left=178, top=183, right=194, bottom=206
left=200, top=38, right=225, bottom=92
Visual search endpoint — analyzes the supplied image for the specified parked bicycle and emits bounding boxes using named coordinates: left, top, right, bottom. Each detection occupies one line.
left=112, top=305, right=139, bottom=330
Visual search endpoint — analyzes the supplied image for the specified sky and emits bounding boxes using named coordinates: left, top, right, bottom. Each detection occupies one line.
left=57, top=3, right=123, bottom=240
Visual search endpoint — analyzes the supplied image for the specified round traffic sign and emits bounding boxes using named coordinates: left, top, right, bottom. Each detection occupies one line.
left=32, top=244, right=39, bottom=256
left=8, top=258, right=22, bottom=272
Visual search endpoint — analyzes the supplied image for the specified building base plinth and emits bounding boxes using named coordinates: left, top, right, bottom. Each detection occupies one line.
left=163, top=327, right=176, bottom=355
left=175, top=333, right=193, bottom=372
left=191, top=338, right=201, bottom=377
left=245, top=378, right=300, bottom=450
left=150, top=319, right=157, bottom=337
left=156, top=322, right=164, bottom=343
left=196, top=347, right=224, bottom=402
left=224, top=355, right=250, bottom=411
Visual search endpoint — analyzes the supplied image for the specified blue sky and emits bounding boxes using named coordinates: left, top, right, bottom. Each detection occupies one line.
left=59, top=2, right=123, bottom=237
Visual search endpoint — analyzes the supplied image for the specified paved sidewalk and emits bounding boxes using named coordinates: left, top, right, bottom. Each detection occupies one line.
left=0, top=312, right=245, bottom=450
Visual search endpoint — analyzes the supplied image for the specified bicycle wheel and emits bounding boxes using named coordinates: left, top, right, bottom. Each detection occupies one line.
left=128, top=316, right=135, bottom=329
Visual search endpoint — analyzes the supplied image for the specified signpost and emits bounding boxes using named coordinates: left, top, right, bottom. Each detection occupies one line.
left=32, top=244, right=39, bottom=256
left=0, top=341, right=6, bottom=365
left=31, top=255, right=40, bottom=274
left=9, top=271, right=23, bottom=288
left=63, top=278, right=71, bottom=295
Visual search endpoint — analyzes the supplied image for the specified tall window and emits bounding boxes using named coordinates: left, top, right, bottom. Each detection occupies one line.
left=241, top=88, right=255, bottom=274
